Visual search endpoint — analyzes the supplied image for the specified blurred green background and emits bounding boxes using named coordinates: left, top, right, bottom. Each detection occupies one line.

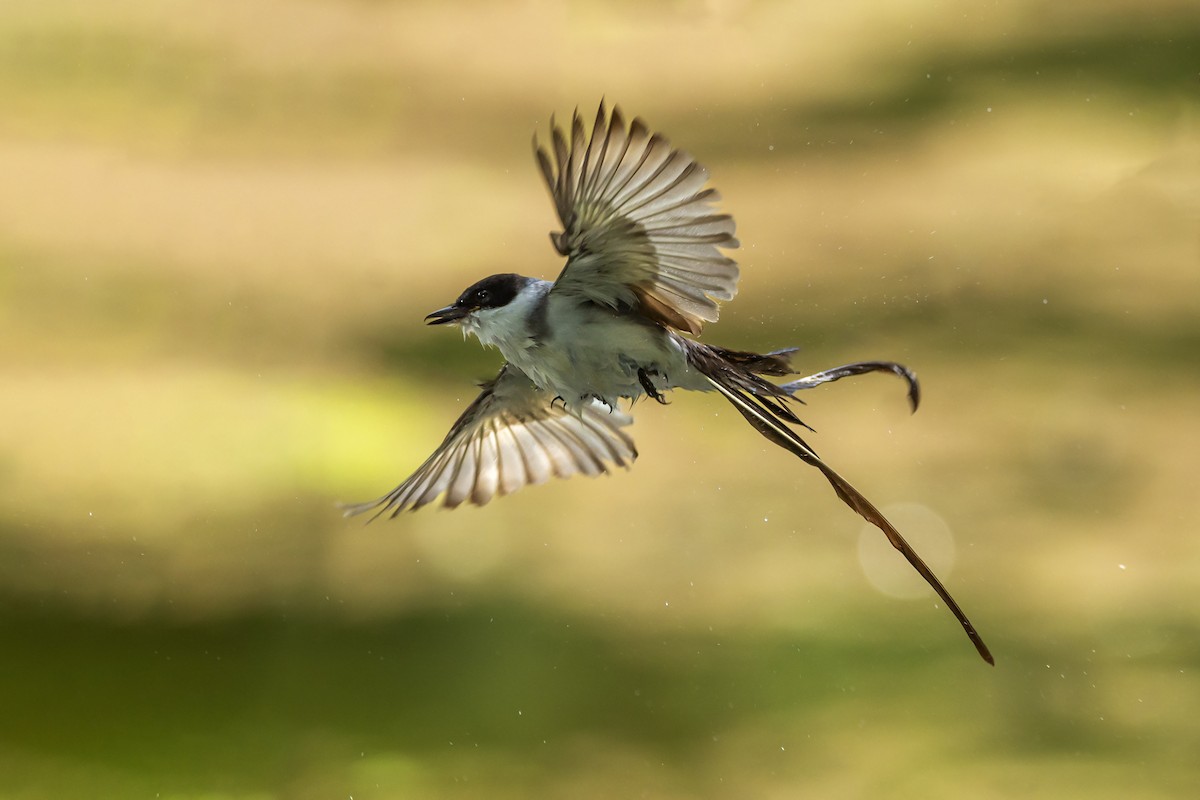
left=2, top=0, right=1198, bottom=797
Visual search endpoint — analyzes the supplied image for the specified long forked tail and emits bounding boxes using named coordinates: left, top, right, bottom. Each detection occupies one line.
left=682, top=340, right=994, bottom=665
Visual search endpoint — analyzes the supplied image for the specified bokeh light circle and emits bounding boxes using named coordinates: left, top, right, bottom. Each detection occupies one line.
left=857, top=502, right=956, bottom=599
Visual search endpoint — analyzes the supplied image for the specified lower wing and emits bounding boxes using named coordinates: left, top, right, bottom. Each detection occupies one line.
left=342, top=365, right=637, bottom=519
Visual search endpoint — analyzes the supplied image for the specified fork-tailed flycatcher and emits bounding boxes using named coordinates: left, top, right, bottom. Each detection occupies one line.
left=345, top=102, right=993, bottom=665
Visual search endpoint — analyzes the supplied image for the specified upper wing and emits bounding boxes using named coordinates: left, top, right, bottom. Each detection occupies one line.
left=535, top=101, right=739, bottom=335
left=342, top=365, right=637, bottom=519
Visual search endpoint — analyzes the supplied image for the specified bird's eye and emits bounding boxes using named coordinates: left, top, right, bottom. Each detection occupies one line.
left=476, top=290, right=490, bottom=304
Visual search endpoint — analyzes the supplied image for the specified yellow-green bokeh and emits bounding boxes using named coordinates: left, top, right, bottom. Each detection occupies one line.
left=2, top=1, right=1198, bottom=798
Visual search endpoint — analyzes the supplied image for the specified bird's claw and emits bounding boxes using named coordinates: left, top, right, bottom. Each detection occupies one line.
left=638, top=368, right=669, bottom=405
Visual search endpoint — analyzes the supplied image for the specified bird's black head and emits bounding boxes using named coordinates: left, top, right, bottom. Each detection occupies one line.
left=425, top=273, right=531, bottom=325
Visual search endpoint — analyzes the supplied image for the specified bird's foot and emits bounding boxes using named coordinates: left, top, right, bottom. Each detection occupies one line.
left=637, top=368, right=669, bottom=405
left=586, top=393, right=615, bottom=412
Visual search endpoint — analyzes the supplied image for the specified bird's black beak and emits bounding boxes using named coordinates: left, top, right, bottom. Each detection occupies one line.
left=425, top=305, right=469, bottom=325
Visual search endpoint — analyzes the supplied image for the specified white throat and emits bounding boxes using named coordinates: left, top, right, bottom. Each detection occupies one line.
left=461, top=281, right=549, bottom=358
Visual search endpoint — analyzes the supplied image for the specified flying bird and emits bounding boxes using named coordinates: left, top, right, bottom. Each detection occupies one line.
left=345, top=102, right=993, bottom=665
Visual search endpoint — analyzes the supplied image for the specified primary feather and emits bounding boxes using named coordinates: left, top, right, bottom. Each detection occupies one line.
left=536, top=102, right=739, bottom=335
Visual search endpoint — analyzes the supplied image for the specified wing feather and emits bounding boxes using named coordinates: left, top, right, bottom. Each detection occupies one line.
left=446, top=438, right=479, bottom=508
left=342, top=366, right=637, bottom=518
left=537, top=102, right=739, bottom=335
left=494, top=421, right=528, bottom=496
left=525, top=418, right=586, bottom=478
left=409, top=446, right=455, bottom=508
left=510, top=421, right=552, bottom=485
left=471, top=424, right=501, bottom=505
left=538, top=418, right=607, bottom=476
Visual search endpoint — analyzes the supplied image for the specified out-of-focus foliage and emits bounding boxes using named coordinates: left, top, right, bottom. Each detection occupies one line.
left=2, top=1, right=1198, bottom=797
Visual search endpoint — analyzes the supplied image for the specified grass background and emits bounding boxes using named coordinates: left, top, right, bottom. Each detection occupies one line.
left=2, top=0, right=1198, bottom=797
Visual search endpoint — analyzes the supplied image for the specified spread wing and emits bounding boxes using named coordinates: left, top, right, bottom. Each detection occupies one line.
left=535, top=101, right=739, bottom=335
left=342, top=365, right=637, bottom=519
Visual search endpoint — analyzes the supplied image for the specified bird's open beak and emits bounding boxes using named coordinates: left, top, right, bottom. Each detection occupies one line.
left=425, top=305, right=469, bottom=326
